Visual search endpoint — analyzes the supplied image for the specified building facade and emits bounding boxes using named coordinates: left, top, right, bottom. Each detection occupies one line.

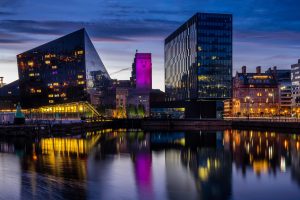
left=131, top=52, right=152, bottom=90
left=232, top=66, right=279, bottom=117
left=291, top=59, right=300, bottom=108
left=165, top=13, right=232, bottom=101
left=17, top=29, right=110, bottom=109
left=267, top=68, right=292, bottom=115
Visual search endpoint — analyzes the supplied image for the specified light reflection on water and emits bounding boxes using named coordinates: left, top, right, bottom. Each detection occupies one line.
left=0, top=129, right=300, bottom=200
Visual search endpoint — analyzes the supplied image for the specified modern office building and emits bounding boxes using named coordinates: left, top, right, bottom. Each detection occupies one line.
left=17, top=29, right=110, bottom=111
left=291, top=59, right=300, bottom=108
left=165, top=12, right=232, bottom=101
left=231, top=66, right=279, bottom=117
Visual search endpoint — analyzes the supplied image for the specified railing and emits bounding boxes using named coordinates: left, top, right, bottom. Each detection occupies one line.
left=225, top=117, right=300, bottom=123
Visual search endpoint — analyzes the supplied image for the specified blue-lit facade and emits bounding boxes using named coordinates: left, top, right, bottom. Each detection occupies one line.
left=17, top=29, right=110, bottom=108
left=165, top=13, right=232, bottom=101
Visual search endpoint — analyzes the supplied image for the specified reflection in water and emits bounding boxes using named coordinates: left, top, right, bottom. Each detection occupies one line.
left=0, top=129, right=300, bottom=200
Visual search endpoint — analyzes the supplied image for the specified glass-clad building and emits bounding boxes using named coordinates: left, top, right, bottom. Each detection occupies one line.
left=17, top=28, right=110, bottom=108
left=165, top=13, right=232, bottom=101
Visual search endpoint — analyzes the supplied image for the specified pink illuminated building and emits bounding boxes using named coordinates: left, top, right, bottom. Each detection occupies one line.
left=131, top=52, right=152, bottom=90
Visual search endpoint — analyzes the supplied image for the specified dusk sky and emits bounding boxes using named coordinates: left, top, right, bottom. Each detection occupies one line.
left=1, top=0, right=300, bottom=90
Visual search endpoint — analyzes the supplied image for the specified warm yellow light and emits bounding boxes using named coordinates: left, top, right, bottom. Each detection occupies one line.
left=28, top=61, right=34, bottom=67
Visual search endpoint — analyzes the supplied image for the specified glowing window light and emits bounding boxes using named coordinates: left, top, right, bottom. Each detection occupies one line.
left=45, top=60, right=51, bottom=64
left=30, top=88, right=36, bottom=93
left=36, top=89, right=42, bottom=93
left=49, top=100, right=54, bottom=103
left=48, top=94, right=53, bottom=98
left=78, top=75, right=84, bottom=79
left=52, top=66, right=57, bottom=69
left=28, top=61, right=34, bottom=67
left=77, top=50, right=84, bottom=55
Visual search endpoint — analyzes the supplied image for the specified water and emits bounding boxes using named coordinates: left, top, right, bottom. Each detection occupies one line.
left=0, top=129, right=300, bottom=200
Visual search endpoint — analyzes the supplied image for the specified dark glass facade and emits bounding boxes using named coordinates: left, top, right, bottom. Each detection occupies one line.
left=165, top=13, right=232, bottom=101
left=17, top=29, right=110, bottom=108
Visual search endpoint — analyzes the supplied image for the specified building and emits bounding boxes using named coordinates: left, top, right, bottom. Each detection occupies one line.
left=292, top=59, right=300, bottom=109
left=17, top=28, right=110, bottom=109
left=0, top=80, right=20, bottom=110
left=266, top=67, right=292, bottom=115
left=165, top=12, right=232, bottom=101
left=131, top=52, right=152, bottom=90
left=110, top=52, right=153, bottom=118
left=16, top=29, right=111, bottom=119
left=232, top=66, right=279, bottom=117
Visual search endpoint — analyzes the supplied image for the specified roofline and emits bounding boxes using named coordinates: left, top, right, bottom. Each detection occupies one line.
left=164, top=12, right=232, bottom=44
left=17, top=28, right=86, bottom=56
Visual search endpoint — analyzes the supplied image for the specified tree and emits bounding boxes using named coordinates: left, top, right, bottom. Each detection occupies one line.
left=127, top=104, right=137, bottom=118
left=137, top=104, right=145, bottom=118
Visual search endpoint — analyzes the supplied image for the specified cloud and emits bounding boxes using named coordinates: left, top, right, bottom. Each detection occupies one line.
left=0, top=18, right=179, bottom=44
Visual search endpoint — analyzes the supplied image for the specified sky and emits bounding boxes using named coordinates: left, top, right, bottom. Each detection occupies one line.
left=1, top=0, right=300, bottom=91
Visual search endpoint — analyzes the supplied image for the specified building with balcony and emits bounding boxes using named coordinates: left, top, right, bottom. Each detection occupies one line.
left=232, top=66, right=279, bottom=117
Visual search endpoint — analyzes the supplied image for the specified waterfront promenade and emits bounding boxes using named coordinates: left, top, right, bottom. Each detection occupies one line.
left=1, top=117, right=300, bottom=137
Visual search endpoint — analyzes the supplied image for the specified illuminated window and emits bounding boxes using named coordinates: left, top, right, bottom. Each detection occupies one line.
left=45, top=60, right=51, bottom=64
left=78, top=75, right=84, bottom=79
left=45, top=54, right=51, bottom=59
left=60, top=93, right=66, bottom=97
left=36, top=89, right=42, bottom=93
left=54, top=94, right=59, bottom=97
left=28, top=61, right=34, bottom=67
left=77, top=81, right=85, bottom=85
left=77, top=50, right=84, bottom=55
left=29, top=73, right=35, bottom=77
left=49, top=100, right=54, bottom=103
left=48, top=94, right=53, bottom=98
left=53, top=82, right=59, bottom=86
left=30, top=88, right=36, bottom=93
left=52, top=66, right=57, bottom=69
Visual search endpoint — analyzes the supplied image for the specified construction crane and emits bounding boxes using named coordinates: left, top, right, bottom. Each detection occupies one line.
left=109, top=67, right=131, bottom=76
